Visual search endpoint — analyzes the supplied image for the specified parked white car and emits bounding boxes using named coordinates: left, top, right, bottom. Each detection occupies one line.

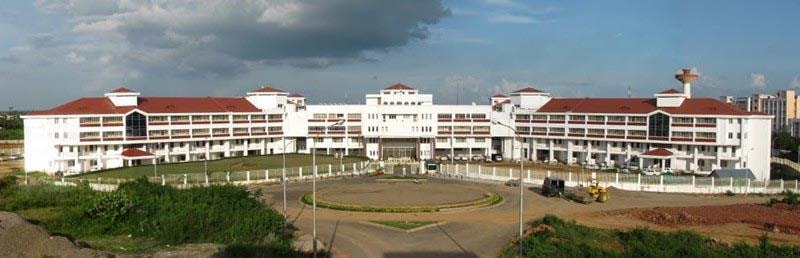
left=642, top=168, right=661, bottom=176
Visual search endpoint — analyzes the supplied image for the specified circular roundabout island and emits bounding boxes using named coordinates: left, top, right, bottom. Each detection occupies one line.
left=300, top=177, right=502, bottom=213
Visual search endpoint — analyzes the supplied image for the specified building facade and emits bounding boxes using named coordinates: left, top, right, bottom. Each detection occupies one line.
left=24, top=70, right=773, bottom=180
left=723, top=90, right=797, bottom=133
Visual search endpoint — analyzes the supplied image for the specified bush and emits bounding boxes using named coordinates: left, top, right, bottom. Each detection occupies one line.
left=725, top=190, right=735, bottom=196
left=0, top=178, right=298, bottom=256
left=502, top=215, right=800, bottom=258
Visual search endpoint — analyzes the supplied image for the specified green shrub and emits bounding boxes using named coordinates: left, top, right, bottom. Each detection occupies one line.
left=502, top=215, right=800, bottom=258
left=0, top=178, right=298, bottom=256
left=725, top=190, right=735, bottom=196
left=0, top=175, right=18, bottom=192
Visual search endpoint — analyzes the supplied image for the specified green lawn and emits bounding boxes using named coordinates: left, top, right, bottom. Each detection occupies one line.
left=371, top=220, right=438, bottom=230
left=74, top=154, right=368, bottom=179
left=0, top=128, right=22, bottom=140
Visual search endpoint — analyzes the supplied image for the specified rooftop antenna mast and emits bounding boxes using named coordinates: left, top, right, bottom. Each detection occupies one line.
left=627, top=85, right=632, bottom=98
left=456, top=80, right=460, bottom=105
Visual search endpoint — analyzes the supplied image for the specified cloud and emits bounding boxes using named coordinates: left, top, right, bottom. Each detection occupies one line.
left=444, top=75, right=482, bottom=93
left=65, top=51, right=85, bottom=64
left=494, top=78, right=532, bottom=93
left=483, top=0, right=516, bottom=6
left=790, top=76, right=800, bottom=89
left=750, top=73, right=766, bottom=88
left=487, top=13, right=538, bottom=24
left=30, top=0, right=450, bottom=77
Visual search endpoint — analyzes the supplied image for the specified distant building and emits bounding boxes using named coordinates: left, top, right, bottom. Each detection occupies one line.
left=723, top=91, right=797, bottom=133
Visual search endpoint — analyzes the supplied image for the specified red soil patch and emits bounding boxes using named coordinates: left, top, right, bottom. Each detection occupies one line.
left=636, top=203, right=800, bottom=235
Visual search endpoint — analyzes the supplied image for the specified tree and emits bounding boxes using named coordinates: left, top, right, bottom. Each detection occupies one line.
left=772, top=132, right=799, bottom=152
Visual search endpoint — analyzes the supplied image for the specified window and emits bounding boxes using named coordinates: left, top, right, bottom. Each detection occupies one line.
left=647, top=113, right=670, bottom=137
left=332, top=138, right=343, bottom=143
left=314, top=138, right=324, bottom=143
left=455, top=138, right=466, bottom=143
left=475, top=138, right=486, bottom=143
left=125, top=112, right=147, bottom=137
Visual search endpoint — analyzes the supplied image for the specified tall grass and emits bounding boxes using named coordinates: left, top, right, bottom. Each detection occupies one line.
left=0, top=177, right=299, bottom=256
left=502, top=215, right=800, bottom=258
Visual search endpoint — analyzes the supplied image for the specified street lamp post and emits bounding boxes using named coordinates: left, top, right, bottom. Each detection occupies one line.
left=280, top=136, right=297, bottom=227
left=492, top=120, right=525, bottom=258
left=312, top=119, right=344, bottom=258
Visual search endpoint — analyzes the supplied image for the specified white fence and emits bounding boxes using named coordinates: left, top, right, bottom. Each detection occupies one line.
left=51, top=161, right=376, bottom=191
left=438, top=164, right=799, bottom=195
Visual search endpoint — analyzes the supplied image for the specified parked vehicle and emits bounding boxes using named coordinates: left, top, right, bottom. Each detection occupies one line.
left=505, top=179, right=520, bottom=187
left=642, top=168, right=660, bottom=176
left=542, top=177, right=565, bottom=197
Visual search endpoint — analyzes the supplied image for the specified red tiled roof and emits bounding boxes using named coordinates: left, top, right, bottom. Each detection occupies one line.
left=121, top=148, right=155, bottom=158
left=109, top=87, right=136, bottom=93
left=249, top=86, right=286, bottom=93
left=537, top=98, right=752, bottom=115
left=27, top=97, right=261, bottom=116
left=288, top=93, right=304, bottom=98
left=513, top=87, right=545, bottom=94
left=492, top=94, right=508, bottom=98
left=384, top=83, right=415, bottom=90
left=659, top=88, right=682, bottom=94
left=641, top=148, right=673, bottom=157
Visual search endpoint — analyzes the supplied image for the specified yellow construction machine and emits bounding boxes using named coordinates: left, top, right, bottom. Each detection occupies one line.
left=585, top=179, right=609, bottom=203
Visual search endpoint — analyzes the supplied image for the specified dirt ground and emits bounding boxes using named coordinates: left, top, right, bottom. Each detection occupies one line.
left=254, top=177, right=795, bottom=258
left=0, top=211, right=109, bottom=258
left=2, top=176, right=797, bottom=258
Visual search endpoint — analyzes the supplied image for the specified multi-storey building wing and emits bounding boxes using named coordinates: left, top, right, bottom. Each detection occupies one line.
left=23, top=70, right=774, bottom=180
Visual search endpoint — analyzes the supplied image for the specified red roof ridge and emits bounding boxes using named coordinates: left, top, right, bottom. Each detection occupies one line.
left=121, top=148, right=155, bottom=158
left=513, top=87, right=545, bottom=93
left=250, top=86, right=286, bottom=93
left=110, top=87, right=136, bottom=93
left=658, top=88, right=683, bottom=94
left=384, top=83, right=415, bottom=90
left=641, top=148, right=673, bottom=157
left=491, top=93, right=508, bottom=98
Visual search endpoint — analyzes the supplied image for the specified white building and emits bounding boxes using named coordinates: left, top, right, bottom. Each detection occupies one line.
left=23, top=70, right=774, bottom=180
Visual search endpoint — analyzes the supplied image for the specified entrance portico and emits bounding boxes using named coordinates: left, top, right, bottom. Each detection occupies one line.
left=639, top=148, right=673, bottom=171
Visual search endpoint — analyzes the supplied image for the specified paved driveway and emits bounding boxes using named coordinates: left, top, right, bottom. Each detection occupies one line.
left=254, top=177, right=769, bottom=258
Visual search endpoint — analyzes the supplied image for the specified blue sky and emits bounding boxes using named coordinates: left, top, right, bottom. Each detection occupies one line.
left=1, top=0, right=799, bottom=109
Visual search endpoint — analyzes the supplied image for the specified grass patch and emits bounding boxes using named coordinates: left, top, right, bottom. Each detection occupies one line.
left=501, top=215, right=800, bottom=258
left=73, top=153, right=367, bottom=179
left=301, top=192, right=502, bottom=213
left=370, top=220, right=437, bottom=230
left=0, top=176, right=301, bottom=256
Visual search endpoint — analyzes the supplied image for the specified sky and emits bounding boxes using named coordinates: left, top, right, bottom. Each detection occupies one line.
left=1, top=0, right=799, bottom=110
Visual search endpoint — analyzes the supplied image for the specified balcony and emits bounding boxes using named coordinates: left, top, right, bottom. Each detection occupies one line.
left=80, top=137, right=101, bottom=142
left=232, top=120, right=249, bottom=124
left=79, top=123, right=101, bottom=127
